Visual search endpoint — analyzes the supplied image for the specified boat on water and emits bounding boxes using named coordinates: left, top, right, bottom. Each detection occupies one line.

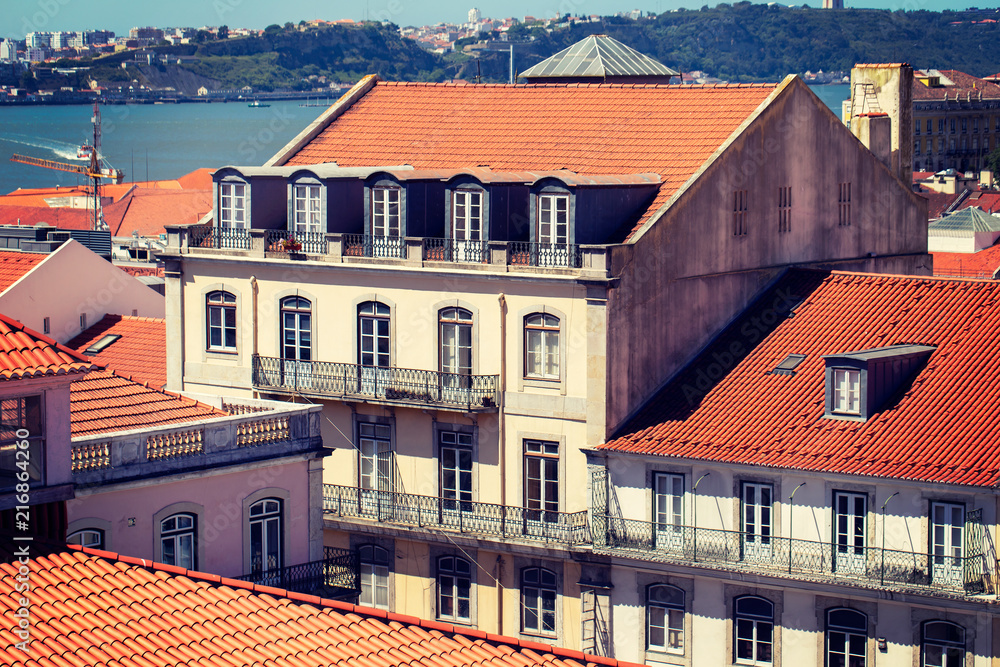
left=248, top=99, right=271, bottom=108
left=76, top=143, right=94, bottom=160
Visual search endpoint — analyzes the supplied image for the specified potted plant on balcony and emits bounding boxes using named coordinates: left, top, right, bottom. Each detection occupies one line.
left=280, top=236, right=303, bottom=252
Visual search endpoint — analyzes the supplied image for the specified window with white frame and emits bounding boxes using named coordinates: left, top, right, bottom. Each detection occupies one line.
left=437, top=556, right=472, bottom=623
left=440, top=430, right=472, bottom=511
left=0, top=395, right=44, bottom=491
left=219, top=182, right=247, bottom=229
left=292, top=183, right=321, bottom=235
left=524, top=313, right=559, bottom=380
left=826, top=608, right=866, bottom=667
left=922, top=621, right=964, bottom=667
left=371, top=187, right=400, bottom=238
left=537, top=194, right=569, bottom=246
left=452, top=190, right=483, bottom=242
left=160, top=513, right=196, bottom=569
left=206, top=290, right=237, bottom=352
left=524, top=440, right=558, bottom=522
left=359, top=544, right=390, bottom=610
left=647, top=584, right=684, bottom=654
left=248, top=498, right=282, bottom=574
left=280, top=296, right=311, bottom=362
left=734, top=595, right=773, bottom=665
left=358, top=301, right=390, bottom=368
left=521, top=567, right=557, bottom=635
left=440, top=307, right=473, bottom=377
left=67, top=528, right=103, bottom=549
left=832, top=368, right=861, bottom=414
left=359, top=422, right=393, bottom=493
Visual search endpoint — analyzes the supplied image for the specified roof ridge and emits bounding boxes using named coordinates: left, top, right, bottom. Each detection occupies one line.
left=64, top=545, right=645, bottom=667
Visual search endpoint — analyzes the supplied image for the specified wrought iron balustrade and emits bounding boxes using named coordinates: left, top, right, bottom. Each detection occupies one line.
left=253, top=354, right=498, bottom=409
left=423, top=237, right=489, bottom=263
left=343, top=233, right=406, bottom=258
left=265, top=229, right=328, bottom=254
left=592, top=515, right=984, bottom=594
left=189, top=226, right=253, bottom=250
left=237, top=546, right=359, bottom=599
left=324, top=484, right=590, bottom=545
left=508, top=241, right=582, bottom=268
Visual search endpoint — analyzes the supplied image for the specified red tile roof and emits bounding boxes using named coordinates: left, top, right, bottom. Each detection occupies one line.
left=913, top=69, right=1000, bottom=101
left=0, top=546, right=641, bottom=667
left=958, top=190, right=1000, bottom=215
left=0, top=250, right=46, bottom=293
left=0, top=312, right=95, bottom=380
left=103, top=186, right=212, bottom=238
left=918, top=189, right=964, bottom=220
left=0, top=205, right=94, bottom=230
left=932, top=244, right=1000, bottom=278
left=601, top=270, right=1000, bottom=487
left=66, top=315, right=166, bottom=388
left=70, top=369, right=223, bottom=437
left=281, top=78, right=779, bottom=240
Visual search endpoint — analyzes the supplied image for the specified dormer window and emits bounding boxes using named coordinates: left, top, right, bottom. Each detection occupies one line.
left=823, top=344, right=935, bottom=421
left=538, top=194, right=569, bottom=248
left=372, top=186, right=401, bottom=238
left=219, top=181, right=247, bottom=229
left=832, top=368, right=861, bottom=415
left=292, top=183, right=322, bottom=235
left=530, top=181, right=574, bottom=267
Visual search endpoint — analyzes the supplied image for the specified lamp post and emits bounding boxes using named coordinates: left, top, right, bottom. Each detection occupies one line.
left=880, top=492, right=899, bottom=586
left=692, top=472, right=711, bottom=561
left=787, top=482, right=806, bottom=574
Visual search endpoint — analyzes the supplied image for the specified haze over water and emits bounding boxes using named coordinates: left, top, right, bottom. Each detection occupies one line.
left=0, top=84, right=849, bottom=193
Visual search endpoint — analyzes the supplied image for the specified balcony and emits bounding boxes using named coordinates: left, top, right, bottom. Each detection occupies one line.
left=324, top=484, right=590, bottom=546
left=70, top=403, right=323, bottom=486
left=593, top=515, right=990, bottom=596
left=236, top=546, right=359, bottom=600
left=252, top=354, right=499, bottom=411
left=164, top=226, right=611, bottom=279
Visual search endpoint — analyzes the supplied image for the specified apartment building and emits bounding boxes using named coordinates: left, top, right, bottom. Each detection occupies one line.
left=159, top=59, right=929, bottom=655
left=593, top=270, right=1000, bottom=665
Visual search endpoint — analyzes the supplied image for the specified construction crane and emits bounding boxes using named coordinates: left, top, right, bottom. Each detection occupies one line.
left=10, top=102, right=125, bottom=232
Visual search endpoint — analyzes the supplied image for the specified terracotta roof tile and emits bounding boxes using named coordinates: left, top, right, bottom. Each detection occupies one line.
left=933, top=244, right=1000, bottom=278
left=0, top=312, right=95, bottom=380
left=914, top=69, right=1000, bottom=101
left=0, top=205, right=94, bottom=230
left=103, top=188, right=212, bottom=238
left=601, top=269, right=1000, bottom=487
left=0, top=249, right=46, bottom=293
left=3, top=547, right=641, bottom=667
left=67, top=315, right=166, bottom=389
left=282, top=80, right=778, bottom=240
left=70, top=369, right=224, bottom=437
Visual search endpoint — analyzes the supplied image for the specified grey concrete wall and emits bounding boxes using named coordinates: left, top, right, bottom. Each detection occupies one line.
left=604, top=77, right=930, bottom=435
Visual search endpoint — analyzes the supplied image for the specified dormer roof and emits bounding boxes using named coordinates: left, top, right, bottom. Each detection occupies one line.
left=520, top=34, right=679, bottom=81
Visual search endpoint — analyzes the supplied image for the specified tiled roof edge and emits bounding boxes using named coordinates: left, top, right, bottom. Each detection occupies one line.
left=0, top=311, right=98, bottom=367
left=267, top=74, right=379, bottom=167
left=65, top=544, right=645, bottom=666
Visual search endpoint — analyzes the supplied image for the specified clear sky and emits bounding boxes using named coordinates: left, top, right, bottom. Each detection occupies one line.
left=1, top=0, right=972, bottom=40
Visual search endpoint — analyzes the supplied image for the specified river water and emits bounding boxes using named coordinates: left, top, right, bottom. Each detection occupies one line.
left=0, top=84, right=850, bottom=193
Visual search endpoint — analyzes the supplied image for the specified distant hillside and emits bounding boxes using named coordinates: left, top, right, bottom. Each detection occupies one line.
left=56, top=8, right=1000, bottom=91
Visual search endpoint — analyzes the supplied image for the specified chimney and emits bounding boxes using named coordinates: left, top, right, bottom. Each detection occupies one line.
left=851, top=113, right=892, bottom=171
left=848, top=63, right=913, bottom=185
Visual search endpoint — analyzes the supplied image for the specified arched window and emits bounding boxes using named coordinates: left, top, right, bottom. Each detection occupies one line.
left=521, top=567, right=557, bottom=635
left=524, top=313, right=559, bottom=380
left=358, top=302, right=390, bottom=368
left=440, top=307, right=473, bottom=376
left=734, top=596, right=773, bottom=665
left=437, top=556, right=472, bottom=622
left=922, top=621, right=964, bottom=667
left=67, top=528, right=103, bottom=549
left=160, top=513, right=196, bottom=569
left=358, top=544, right=390, bottom=610
left=647, top=584, right=684, bottom=654
left=280, top=297, right=312, bottom=361
left=206, top=290, right=237, bottom=351
left=248, top=498, right=282, bottom=574
left=826, top=608, right=866, bottom=667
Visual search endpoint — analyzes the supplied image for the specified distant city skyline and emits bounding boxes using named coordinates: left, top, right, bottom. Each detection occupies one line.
left=1, top=0, right=978, bottom=40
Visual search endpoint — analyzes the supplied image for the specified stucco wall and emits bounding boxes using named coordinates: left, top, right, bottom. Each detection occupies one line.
left=606, top=78, right=930, bottom=433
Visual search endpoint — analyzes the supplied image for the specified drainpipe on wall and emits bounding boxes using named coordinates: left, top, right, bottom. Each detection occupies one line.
left=495, top=555, right=505, bottom=635
left=250, top=276, right=259, bottom=397
left=498, top=293, right=507, bottom=509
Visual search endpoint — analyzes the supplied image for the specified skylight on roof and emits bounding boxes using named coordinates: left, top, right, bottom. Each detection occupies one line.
left=84, top=334, right=121, bottom=356
left=771, top=354, right=806, bottom=376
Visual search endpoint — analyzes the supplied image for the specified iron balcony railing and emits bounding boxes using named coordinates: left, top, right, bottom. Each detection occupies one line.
left=423, top=237, right=489, bottom=263
left=265, top=229, right=328, bottom=254
left=343, top=233, right=406, bottom=259
left=324, top=484, right=590, bottom=545
left=237, top=546, right=359, bottom=599
left=253, top=354, right=499, bottom=410
left=593, top=515, right=985, bottom=594
left=508, top=241, right=582, bottom=268
left=189, top=226, right=253, bottom=250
